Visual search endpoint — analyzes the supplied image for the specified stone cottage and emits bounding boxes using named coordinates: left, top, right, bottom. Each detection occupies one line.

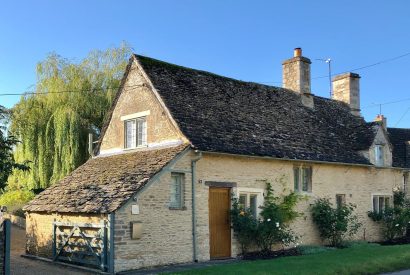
left=24, top=48, right=410, bottom=273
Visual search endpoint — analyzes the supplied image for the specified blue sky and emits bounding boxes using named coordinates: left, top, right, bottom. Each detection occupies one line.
left=1, top=0, right=410, bottom=127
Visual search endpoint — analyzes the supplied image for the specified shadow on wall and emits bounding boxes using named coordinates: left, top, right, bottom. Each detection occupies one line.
left=26, top=217, right=53, bottom=258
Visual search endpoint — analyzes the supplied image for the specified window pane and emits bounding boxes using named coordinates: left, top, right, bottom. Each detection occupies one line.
left=250, top=194, right=257, bottom=217
left=137, top=117, right=147, bottom=146
left=379, top=197, right=384, bottom=213
left=294, top=167, right=300, bottom=191
left=336, top=194, right=345, bottom=209
left=373, top=196, right=378, bottom=213
left=375, top=145, right=384, bottom=166
left=125, top=120, right=136, bottom=148
left=170, top=174, right=183, bottom=208
left=385, top=197, right=390, bottom=208
left=239, top=194, right=247, bottom=210
left=302, top=167, right=312, bottom=192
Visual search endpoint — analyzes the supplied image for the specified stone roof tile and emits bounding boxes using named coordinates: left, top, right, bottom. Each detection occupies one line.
left=23, top=145, right=188, bottom=213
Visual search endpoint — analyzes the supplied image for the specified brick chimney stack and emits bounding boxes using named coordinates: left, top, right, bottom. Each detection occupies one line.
left=282, top=48, right=312, bottom=95
left=332, top=73, right=361, bottom=116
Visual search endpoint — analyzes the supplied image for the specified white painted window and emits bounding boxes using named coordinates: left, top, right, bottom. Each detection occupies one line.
left=294, top=166, right=312, bottom=193
left=404, top=173, right=409, bottom=194
left=236, top=188, right=264, bottom=217
left=170, top=173, right=184, bottom=209
left=124, top=117, right=147, bottom=149
left=372, top=195, right=391, bottom=213
left=374, top=145, right=384, bottom=166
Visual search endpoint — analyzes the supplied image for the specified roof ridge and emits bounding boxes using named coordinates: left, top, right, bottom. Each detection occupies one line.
left=134, top=54, right=278, bottom=88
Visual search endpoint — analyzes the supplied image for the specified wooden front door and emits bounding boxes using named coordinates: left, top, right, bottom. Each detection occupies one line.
left=209, top=187, right=231, bottom=259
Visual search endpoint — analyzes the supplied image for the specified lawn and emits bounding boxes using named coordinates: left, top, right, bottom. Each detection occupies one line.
left=172, top=244, right=410, bottom=275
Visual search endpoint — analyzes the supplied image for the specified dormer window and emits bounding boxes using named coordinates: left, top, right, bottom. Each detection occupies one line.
left=124, top=117, right=147, bottom=149
left=375, top=145, right=384, bottom=166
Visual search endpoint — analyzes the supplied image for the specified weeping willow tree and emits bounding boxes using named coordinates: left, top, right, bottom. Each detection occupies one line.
left=8, top=43, right=132, bottom=191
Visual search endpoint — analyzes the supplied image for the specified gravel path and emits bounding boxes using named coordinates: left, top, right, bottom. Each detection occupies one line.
left=10, top=225, right=95, bottom=275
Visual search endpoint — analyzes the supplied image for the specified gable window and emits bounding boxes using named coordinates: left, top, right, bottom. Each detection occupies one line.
left=374, top=145, right=384, bottom=166
left=124, top=117, right=147, bottom=149
left=294, top=166, right=312, bottom=193
left=169, top=173, right=184, bottom=209
left=372, top=195, right=391, bottom=213
left=336, top=194, right=346, bottom=209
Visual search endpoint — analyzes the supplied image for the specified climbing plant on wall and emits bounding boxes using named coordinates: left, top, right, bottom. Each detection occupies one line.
left=7, top=43, right=132, bottom=190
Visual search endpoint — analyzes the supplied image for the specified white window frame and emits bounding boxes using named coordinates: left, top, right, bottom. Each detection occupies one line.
left=169, top=173, right=185, bottom=209
left=374, top=145, right=384, bottom=167
left=371, top=194, right=392, bottom=213
left=234, top=187, right=264, bottom=217
left=124, top=116, right=147, bottom=149
left=403, top=173, right=409, bottom=194
left=294, top=165, right=313, bottom=193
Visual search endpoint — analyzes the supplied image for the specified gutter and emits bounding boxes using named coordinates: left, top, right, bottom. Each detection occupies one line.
left=191, top=151, right=202, bottom=262
left=200, top=150, right=410, bottom=171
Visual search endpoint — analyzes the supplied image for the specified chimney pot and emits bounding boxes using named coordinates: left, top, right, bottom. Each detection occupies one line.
left=294, top=48, right=302, bottom=57
left=374, top=114, right=387, bottom=130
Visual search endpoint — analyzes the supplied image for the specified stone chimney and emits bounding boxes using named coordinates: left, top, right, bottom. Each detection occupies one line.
left=282, top=48, right=312, bottom=94
left=332, top=73, right=361, bottom=116
left=374, top=114, right=387, bottom=130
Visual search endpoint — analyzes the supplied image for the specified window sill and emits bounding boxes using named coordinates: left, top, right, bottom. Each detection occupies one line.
left=169, top=206, right=187, bottom=211
left=123, top=145, right=148, bottom=151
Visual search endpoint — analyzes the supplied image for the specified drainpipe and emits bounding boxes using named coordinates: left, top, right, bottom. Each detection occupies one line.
left=108, top=213, right=115, bottom=274
left=191, top=151, right=202, bottom=263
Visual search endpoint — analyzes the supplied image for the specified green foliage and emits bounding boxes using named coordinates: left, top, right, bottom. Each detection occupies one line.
left=256, top=181, right=301, bottom=251
left=0, top=189, right=34, bottom=214
left=230, top=179, right=302, bottom=254
left=311, top=198, right=361, bottom=247
left=368, top=190, right=410, bottom=241
left=0, top=105, right=30, bottom=189
left=230, top=197, right=258, bottom=253
left=7, top=43, right=132, bottom=190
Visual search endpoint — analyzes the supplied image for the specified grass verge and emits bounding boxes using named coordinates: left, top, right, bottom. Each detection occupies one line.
left=171, top=244, right=410, bottom=275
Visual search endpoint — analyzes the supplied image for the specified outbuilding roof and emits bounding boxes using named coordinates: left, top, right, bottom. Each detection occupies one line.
left=23, top=145, right=188, bottom=213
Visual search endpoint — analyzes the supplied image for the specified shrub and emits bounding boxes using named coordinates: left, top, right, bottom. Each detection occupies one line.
left=256, top=182, right=301, bottom=251
left=368, top=190, right=410, bottom=241
left=230, top=180, right=301, bottom=253
left=230, top=197, right=258, bottom=253
left=311, top=198, right=361, bottom=247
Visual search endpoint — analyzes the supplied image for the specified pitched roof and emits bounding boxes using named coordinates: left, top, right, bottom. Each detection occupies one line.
left=388, top=127, right=410, bottom=168
left=24, top=145, right=188, bottom=213
left=130, top=55, right=376, bottom=165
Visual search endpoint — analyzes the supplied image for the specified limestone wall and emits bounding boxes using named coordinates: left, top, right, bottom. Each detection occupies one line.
left=25, top=212, right=107, bottom=258
left=113, top=151, right=405, bottom=271
left=99, top=60, right=186, bottom=154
